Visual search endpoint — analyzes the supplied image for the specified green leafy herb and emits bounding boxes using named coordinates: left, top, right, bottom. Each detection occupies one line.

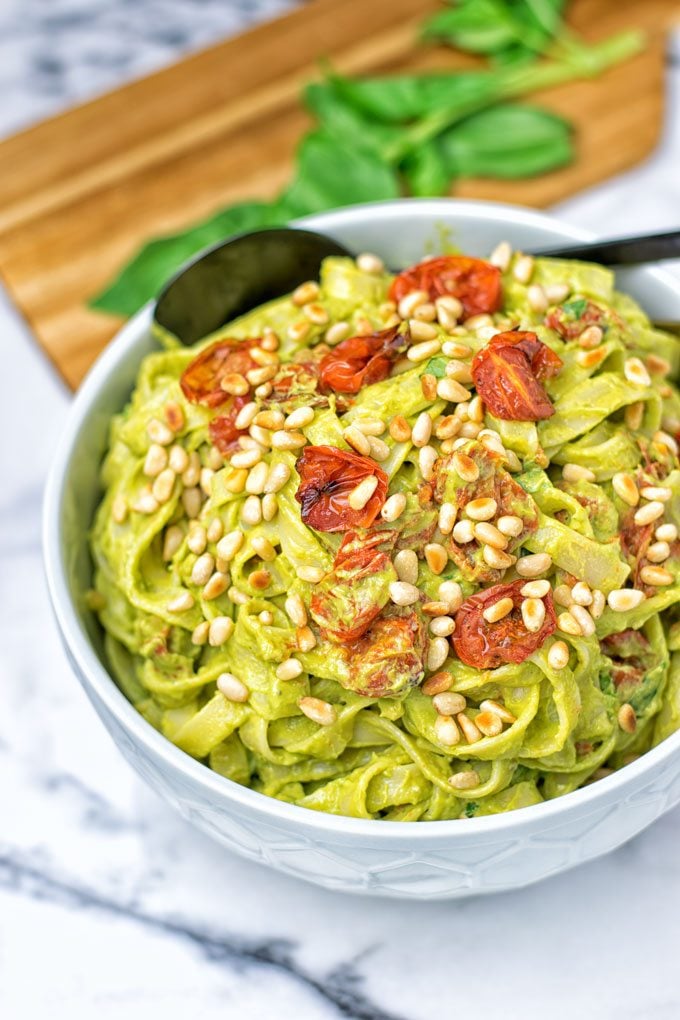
left=424, top=357, right=449, bottom=379
left=562, top=297, right=589, bottom=318
left=92, top=2, right=644, bottom=316
left=464, top=801, right=480, bottom=817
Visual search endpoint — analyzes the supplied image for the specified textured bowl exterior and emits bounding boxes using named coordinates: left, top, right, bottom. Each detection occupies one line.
left=45, top=199, right=680, bottom=898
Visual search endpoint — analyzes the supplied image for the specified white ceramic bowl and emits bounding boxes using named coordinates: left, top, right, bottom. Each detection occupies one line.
left=44, top=199, right=680, bottom=899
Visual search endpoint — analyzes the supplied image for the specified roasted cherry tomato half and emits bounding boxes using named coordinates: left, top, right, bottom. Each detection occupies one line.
left=295, top=445, right=388, bottom=532
left=453, top=578, right=556, bottom=669
left=344, top=611, right=426, bottom=698
left=389, top=256, right=502, bottom=319
left=208, top=395, right=250, bottom=455
left=319, top=325, right=405, bottom=395
left=180, top=338, right=260, bottom=408
left=310, top=531, right=397, bottom=643
left=471, top=330, right=562, bottom=421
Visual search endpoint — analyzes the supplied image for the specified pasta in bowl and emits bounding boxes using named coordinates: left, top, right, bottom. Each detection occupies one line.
left=88, top=229, right=680, bottom=822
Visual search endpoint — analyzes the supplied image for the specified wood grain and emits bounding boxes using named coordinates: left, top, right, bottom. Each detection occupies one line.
left=0, top=0, right=677, bottom=388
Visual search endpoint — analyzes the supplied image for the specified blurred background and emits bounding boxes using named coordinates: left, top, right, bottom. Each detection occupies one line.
left=1, top=2, right=680, bottom=1018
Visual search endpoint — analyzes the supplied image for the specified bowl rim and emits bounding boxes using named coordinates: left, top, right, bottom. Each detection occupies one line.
left=44, top=197, right=680, bottom=841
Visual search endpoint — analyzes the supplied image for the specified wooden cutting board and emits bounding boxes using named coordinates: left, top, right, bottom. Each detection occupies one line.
left=0, top=0, right=677, bottom=389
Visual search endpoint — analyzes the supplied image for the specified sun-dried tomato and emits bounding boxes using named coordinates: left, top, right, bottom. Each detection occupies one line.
left=546, top=299, right=624, bottom=340
left=453, top=578, right=556, bottom=669
left=319, top=325, right=405, bottom=395
left=267, top=361, right=326, bottom=412
left=208, top=395, right=249, bottom=455
left=180, top=338, right=260, bottom=408
left=310, top=531, right=397, bottom=643
left=471, top=330, right=562, bottom=421
left=343, top=611, right=426, bottom=697
left=295, top=446, right=388, bottom=532
left=389, top=256, right=502, bottom=318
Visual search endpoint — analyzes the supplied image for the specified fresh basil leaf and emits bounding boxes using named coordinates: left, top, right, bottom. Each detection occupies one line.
left=424, top=357, right=449, bottom=379
left=326, top=68, right=498, bottom=123
left=91, top=201, right=285, bottom=315
left=562, top=298, right=588, bottom=318
left=304, top=82, right=401, bottom=156
left=436, top=103, right=573, bottom=178
left=281, top=129, right=400, bottom=215
left=402, top=143, right=451, bottom=196
left=421, top=0, right=522, bottom=54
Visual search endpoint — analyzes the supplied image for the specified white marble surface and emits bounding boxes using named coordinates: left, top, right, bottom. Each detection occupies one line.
left=2, top=5, right=680, bottom=1019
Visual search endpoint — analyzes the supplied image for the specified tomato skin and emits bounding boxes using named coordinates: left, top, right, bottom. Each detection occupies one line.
left=295, top=445, right=388, bottom=532
left=389, top=256, right=502, bottom=318
left=546, top=299, right=624, bottom=340
left=310, top=531, right=397, bottom=643
left=180, top=338, right=259, bottom=408
left=319, top=325, right=405, bottom=395
left=208, top=395, right=249, bottom=454
left=453, top=578, right=556, bottom=669
left=471, top=330, right=562, bottom=421
left=344, top=611, right=426, bottom=697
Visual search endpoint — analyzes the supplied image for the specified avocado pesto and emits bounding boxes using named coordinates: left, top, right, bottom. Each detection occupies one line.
left=90, top=245, right=680, bottom=820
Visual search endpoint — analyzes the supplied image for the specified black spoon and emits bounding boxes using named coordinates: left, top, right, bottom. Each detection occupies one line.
left=154, top=225, right=680, bottom=345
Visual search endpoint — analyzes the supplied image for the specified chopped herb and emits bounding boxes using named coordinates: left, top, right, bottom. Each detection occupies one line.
left=561, top=297, right=588, bottom=319
left=464, top=801, right=480, bottom=817
left=425, top=356, right=449, bottom=379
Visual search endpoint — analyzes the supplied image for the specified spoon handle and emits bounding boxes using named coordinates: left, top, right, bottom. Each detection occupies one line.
left=534, top=228, right=680, bottom=265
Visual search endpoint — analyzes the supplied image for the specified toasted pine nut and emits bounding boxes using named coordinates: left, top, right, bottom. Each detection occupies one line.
left=577, top=325, right=603, bottom=349
left=252, top=535, right=276, bottom=562
left=512, top=254, right=534, bottom=284
left=634, top=501, right=665, bottom=526
left=407, top=338, right=440, bottom=362
left=570, top=604, right=595, bottom=636
left=422, top=672, right=453, bottom=696
left=438, top=502, right=456, bottom=534
left=476, top=710, right=503, bottom=737
left=285, top=406, right=315, bottom=430
left=231, top=448, right=262, bottom=469
left=442, top=340, right=472, bottom=358
left=590, top=589, right=606, bottom=619
left=203, top=572, right=229, bottom=600
left=438, top=580, right=463, bottom=612
left=112, top=494, right=128, bottom=524
left=607, top=588, right=645, bottom=611
left=187, top=525, right=207, bottom=556
left=576, top=347, right=608, bottom=368
left=419, top=444, right=438, bottom=480
left=562, top=463, right=596, bottom=482
left=515, top=553, right=552, bottom=577
left=325, top=321, right=350, bottom=346
left=424, top=543, right=448, bottom=575
left=480, top=699, right=516, bottom=724
left=483, top=597, right=514, bottom=623
left=409, top=319, right=438, bottom=342
left=167, top=591, right=194, bottom=613
left=277, top=658, right=303, bottom=681
left=430, top=615, right=455, bottom=637
left=297, top=565, right=325, bottom=583
left=520, top=579, right=550, bottom=598
left=147, top=417, right=173, bottom=445
left=612, top=472, right=639, bottom=506
left=411, top=412, right=433, bottom=448
left=558, top=611, right=582, bottom=636
left=527, top=284, right=548, bottom=313
left=151, top=468, right=176, bottom=504
left=434, top=715, right=460, bottom=747
left=656, top=522, right=678, bottom=543
left=181, top=487, right=202, bottom=518
left=163, top=525, right=184, bottom=561
left=640, top=485, right=672, bottom=502
left=217, top=673, right=249, bottom=703
left=389, top=581, right=420, bottom=607
left=522, top=597, right=546, bottom=633
left=285, top=593, right=307, bottom=628
left=344, top=425, right=371, bottom=456
left=356, top=252, right=385, bottom=275
left=427, top=637, right=450, bottom=672
left=474, top=521, right=508, bottom=549
left=452, top=519, right=475, bottom=544
left=168, top=445, right=189, bottom=474
left=271, top=430, right=307, bottom=451
left=465, top=497, right=497, bottom=521
left=144, top=443, right=168, bottom=477
left=209, top=616, right=234, bottom=647
left=618, top=703, right=637, bottom=734
left=545, top=282, right=570, bottom=303
left=389, top=415, right=412, bottom=442
left=490, top=240, right=512, bottom=270
left=497, top=515, right=523, bottom=538
left=394, top=549, right=418, bottom=585
left=449, top=770, right=479, bottom=790
left=303, top=302, right=329, bottom=325
left=381, top=492, right=407, bottom=522
left=433, top=691, right=466, bottom=715
left=292, top=280, right=319, bottom=306
left=552, top=584, right=574, bottom=608
left=437, top=377, right=470, bottom=403
left=191, top=621, right=209, bottom=645
left=348, top=474, right=379, bottom=510
left=483, top=546, right=515, bottom=570
left=457, top=713, right=482, bottom=744
left=624, top=357, right=651, bottom=387
left=571, top=581, right=593, bottom=606
left=245, top=462, right=268, bottom=495
left=548, top=640, right=570, bottom=669
left=220, top=373, right=249, bottom=396
left=296, top=625, right=317, bottom=652
left=647, top=540, right=671, bottom=563
left=367, top=436, right=390, bottom=462
left=299, top=696, right=337, bottom=726
left=639, top=565, right=673, bottom=586
left=654, top=430, right=679, bottom=455
left=625, top=401, right=645, bottom=430
left=452, top=451, right=479, bottom=482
